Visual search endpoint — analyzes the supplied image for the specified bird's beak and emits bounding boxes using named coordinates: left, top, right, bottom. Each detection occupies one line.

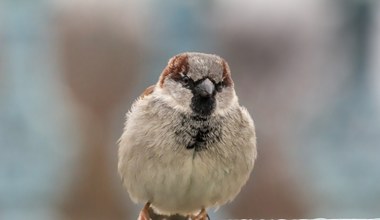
left=196, top=78, right=215, bottom=97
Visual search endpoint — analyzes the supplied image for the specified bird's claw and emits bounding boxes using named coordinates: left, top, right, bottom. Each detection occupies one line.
left=138, top=202, right=151, bottom=220
left=190, top=208, right=208, bottom=220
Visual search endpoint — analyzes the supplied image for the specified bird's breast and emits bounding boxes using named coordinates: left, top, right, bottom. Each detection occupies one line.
left=173, top=114, right=222, bottom=152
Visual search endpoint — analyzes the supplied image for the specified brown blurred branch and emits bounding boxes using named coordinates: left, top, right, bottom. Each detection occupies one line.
left=142, top=207, right=190, bottom=220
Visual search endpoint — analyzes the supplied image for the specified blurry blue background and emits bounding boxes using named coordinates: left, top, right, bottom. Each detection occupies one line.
left=1, top=0, right=380, bottom=219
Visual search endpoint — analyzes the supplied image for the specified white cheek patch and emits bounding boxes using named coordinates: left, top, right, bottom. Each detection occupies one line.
left=215, top=88, right=238, bottom=115
left=159, top=79, right=193, bottom=113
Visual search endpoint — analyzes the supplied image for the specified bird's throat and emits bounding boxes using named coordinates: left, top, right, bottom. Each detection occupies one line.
left=190, top=95, right=216, bottom=116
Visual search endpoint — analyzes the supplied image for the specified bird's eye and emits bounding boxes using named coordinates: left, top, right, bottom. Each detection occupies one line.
left=216, top=82, right=224, bottom=92
left=182, top=75, right=190, bottom=85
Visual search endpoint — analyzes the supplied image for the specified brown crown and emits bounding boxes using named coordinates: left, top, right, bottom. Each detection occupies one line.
left=159, top=54, right=189, bottom=87
left=222, top=60, right=233, bottom=87
left=159, top=53, right=233, bottom=88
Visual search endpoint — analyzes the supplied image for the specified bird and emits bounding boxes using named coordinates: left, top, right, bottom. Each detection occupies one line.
left=118, top=52, right=257, bottom=220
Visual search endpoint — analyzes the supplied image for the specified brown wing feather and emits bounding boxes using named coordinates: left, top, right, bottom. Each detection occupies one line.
left=140, top=85, right=155, bottom=99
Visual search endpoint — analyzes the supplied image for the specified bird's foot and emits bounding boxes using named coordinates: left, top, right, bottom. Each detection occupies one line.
left=190, top=208, right=209, bottom=220
left=138, top=202, right=151, bottom=220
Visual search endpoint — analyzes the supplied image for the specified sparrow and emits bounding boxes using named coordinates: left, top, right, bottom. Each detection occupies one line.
left=118, top=52, right=257, bottom=220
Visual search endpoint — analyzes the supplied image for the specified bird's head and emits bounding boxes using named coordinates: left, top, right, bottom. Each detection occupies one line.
left=157, top=52, right=237, bottom=117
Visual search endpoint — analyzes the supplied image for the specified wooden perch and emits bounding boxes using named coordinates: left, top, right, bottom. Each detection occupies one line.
left=137, top=207, right=190, bottom=220
left=149, top=207, right=189, bottom=220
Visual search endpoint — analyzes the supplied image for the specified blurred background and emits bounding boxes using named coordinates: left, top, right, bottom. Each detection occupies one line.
left=1, top=0, right=380, bottom=219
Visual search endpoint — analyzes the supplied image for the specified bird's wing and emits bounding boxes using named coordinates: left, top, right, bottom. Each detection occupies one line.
left=140, top=85, right=155, bottom=99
